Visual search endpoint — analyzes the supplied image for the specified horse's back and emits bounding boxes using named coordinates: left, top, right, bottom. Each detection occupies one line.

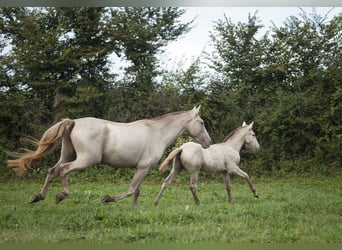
left=72, top=117, right=150, bottom=139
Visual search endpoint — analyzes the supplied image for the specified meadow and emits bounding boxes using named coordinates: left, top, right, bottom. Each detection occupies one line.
left=0, top=172, right=341, bottom=243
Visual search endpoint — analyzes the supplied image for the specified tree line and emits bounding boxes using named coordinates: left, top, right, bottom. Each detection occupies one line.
left=0, top=7, right=341, bottom=177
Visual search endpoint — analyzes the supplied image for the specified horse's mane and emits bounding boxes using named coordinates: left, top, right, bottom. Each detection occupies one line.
left=223, top=126, right=243, bottom=142
left=151, top=111, right=188, bottom=121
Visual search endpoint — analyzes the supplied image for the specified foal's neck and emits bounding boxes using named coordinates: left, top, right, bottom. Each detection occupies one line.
left=223, top=130, right=246, bottom=153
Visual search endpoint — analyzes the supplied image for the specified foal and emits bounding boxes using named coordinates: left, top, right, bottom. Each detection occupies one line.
left=154, top=122, right=260, bottom=205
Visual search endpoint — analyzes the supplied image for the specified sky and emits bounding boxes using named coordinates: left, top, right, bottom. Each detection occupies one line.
left=153, top=7, right=341, bottom=72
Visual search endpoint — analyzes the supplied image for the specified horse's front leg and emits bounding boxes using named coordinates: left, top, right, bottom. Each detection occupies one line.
left=102, top=166, right=149, bottom=208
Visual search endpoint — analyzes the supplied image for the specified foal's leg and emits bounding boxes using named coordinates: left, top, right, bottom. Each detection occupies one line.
left=189, top=172, right=201, bottom=205
left=231, top=165, right=259, bottom=199
left=223, top=173, right=232, bottom=203
left=154, top=160, right=183, bottom=205
left=102, top=166, right=149, bottom=208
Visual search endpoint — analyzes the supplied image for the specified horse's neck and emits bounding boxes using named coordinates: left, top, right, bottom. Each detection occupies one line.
left=158, top=114, right=190, bottom=148
left=223, top=131, right=245, bottom=153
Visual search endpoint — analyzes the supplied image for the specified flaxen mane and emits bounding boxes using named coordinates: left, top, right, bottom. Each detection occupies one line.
left=223, top=126, right=242, bottom=142
left=151, top=111, right=188, bottom=121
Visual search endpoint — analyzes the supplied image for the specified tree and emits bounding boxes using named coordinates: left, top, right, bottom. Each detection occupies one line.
left=0, top=7, right=123, bottom=122
left=109, top=7, right=192, bottom=95
left=207, top=12, right=269, bottom=141
left=52, top=7, right=117, bottom=119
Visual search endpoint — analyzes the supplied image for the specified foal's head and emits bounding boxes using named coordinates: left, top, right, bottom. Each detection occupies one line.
left=242, top=121, right=260, bottom=151
left=184, top=106, right=211, bottom=148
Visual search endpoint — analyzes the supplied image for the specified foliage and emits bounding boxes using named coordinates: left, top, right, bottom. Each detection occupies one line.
left=207, top=10, right=341, bottom=172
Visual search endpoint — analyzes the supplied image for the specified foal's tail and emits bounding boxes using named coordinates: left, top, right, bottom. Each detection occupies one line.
left=7, top=119, right=75, bottom=176
left=159, top=148, right=182, bottom=173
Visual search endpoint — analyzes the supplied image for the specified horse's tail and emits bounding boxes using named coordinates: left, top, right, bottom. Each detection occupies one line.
left=7, top=119, right=75, bottom=176
left=159, top=148, right=183, bottom=173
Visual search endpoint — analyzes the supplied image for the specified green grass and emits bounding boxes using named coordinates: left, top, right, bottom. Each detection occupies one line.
left=0, top=174, right=341, bottom=243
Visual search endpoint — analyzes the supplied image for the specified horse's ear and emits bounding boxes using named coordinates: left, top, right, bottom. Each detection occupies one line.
left=242, top=121, right=247, bottom=127
left=249, top=121, right=254, bottom=129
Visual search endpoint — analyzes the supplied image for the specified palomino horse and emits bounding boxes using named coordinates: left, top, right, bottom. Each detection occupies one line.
left=154, top=122, right=260, bottom=205
left=7, top=107, right=211, bottom=207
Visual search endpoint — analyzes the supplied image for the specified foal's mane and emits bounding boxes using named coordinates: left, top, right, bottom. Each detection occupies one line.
left=223, top=126, right=243, bottom=142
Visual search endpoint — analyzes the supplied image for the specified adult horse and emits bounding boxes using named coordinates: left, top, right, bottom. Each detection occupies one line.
left=154, top=122, right=259, bottom=205
left=7, top=107, right=211, bottom=207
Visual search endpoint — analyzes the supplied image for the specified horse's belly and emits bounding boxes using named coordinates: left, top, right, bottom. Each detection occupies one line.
left=102, top=151, right=138, bottom=168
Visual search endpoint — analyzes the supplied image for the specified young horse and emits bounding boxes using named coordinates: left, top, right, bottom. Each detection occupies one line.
left=7, top=107, right=211, bottom=207
left=154, top=122, right=260, bottom=205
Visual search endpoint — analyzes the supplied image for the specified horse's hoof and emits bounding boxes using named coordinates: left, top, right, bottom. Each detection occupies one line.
left=29, top=194, right=44, bottom=203
left=55, top=192, right=68, bottom=204
left=101, top=195, right=112, bottom=203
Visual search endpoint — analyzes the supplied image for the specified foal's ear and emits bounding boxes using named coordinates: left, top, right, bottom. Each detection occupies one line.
left=192, top=105, right=201, bottom=114
left=242, top=121, right=247, bottom=127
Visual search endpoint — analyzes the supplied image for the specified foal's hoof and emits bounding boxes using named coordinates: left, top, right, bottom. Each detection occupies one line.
left=29, top=194, right=44, bottom=203
left=254, top=193, right=259, bottom=199
left=101, top=195, right=113, bottom=203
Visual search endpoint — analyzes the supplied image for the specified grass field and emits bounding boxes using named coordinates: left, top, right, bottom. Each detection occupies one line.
left=0, top=174, right=341, bottom=243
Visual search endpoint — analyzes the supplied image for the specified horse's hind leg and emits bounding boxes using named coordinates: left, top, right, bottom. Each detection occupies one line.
left=154, top=160, right=183, bottom=205
left=56, top=173, right=70, bottom=204
left=29, top=161, right=62, bottom=203
left=189, top=172, right=201, bottom=205
left=223, top=173, right=232, bottom=203
left=55, top=155, right=99, bottom=203
left=29, top=135, right=76, bottom=203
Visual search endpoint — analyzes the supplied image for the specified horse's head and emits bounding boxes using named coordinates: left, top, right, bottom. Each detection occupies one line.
left=242, top=121, right=260, bottom=151
left=184, top=106, right=211, bottom=148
